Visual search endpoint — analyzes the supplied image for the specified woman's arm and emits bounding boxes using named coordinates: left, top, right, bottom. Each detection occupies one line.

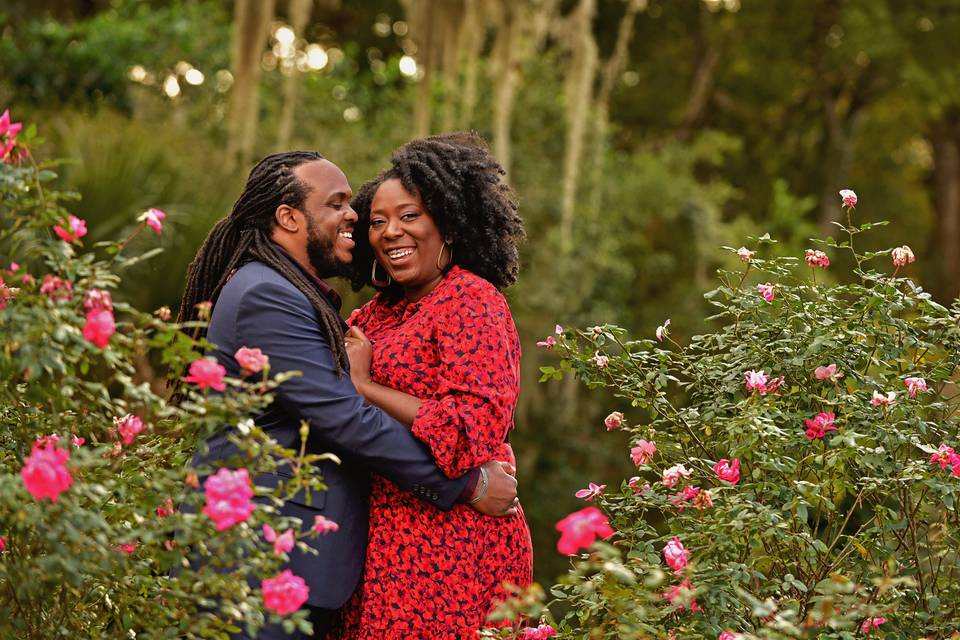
left=345, top=326, right=421, bottom=426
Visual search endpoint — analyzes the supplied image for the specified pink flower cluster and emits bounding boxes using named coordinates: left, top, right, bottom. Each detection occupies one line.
left=235, top=346, right=269, bottom=375
left=870, top=390, right=896, bottom=407
left=891, top=245, right=915, bottom=267
left=860, top=617, right=886, bottom=634
left=631, top=440, right=656, bottom=466
left=263, top=524, right=295, bottom=556
left=201, top=468, right=255, bottom=531
left=139, top=208, right=166, bottom=235
left=744, top=370, right=784, bottom=395
left=185, top=357, right=226, bottom=391
left=40, top=274, right=73, bottom=301
left=814, top=363, right=843, bottom=381
left=663, top=578, right=701, bottom=612
left=662, top=464, right=691, bottom=488
left=21, top=436, right=74, bottom=502
left=670, top=486, right=712, bottom=512
left=804, top=411, right=837, bottom=440
left=736, top=247, right=754, bottom=262
left=54, top=215, right=88, bottom=244
left=804, top=249, right=830, bottom=268
left=904, top=376, right=927, bottom=399
left=604, top=411, right=624, bottom=430
left=555, top=506, right=614, bottom=555
left=575, top=482, right=606, bottom=501
left=663, top=536, right=689, bottom=574
left=83, top=309, right=116, bottom=349
left=261, top=569, right=310, bottom=615
left=114, top=414, right=145, bottom=445
left=757, top=283, right=775, bottom=302
left=593, top=352, right=609, bottom=367
left=522, top=624, right=557, bottom=639
left=313, top=515, right=339, bottom=534
left=929, top=444, right=960, bottom=478
left=1, top=110, right=23, bottom=162
left=536, top=336, right=556, bottom=349
left=713, top=459, right=740, bottom=485
left=719, top=633, right=743, bottom=640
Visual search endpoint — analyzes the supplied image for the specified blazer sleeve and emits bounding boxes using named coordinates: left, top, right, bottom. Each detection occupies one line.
left=235, top=279, right=469, bottom=510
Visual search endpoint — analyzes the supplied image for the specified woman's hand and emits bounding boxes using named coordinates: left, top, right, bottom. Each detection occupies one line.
left=344, top=326, right=374, bottom=392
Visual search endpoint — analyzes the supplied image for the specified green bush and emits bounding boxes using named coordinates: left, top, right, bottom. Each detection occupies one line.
left=530, top=201, right=960, bottom=638
left=0, top=118, right=332, bottom=638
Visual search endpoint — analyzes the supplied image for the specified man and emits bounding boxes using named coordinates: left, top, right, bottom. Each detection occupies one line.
left=177, top=151, right=519, bottom=637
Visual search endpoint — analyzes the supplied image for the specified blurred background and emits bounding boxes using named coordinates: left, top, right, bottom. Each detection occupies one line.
left=2, top=0, right=959, bottom=583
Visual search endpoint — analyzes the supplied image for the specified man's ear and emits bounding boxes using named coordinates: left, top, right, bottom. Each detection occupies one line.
left=274, top=204, right=301, bottom=233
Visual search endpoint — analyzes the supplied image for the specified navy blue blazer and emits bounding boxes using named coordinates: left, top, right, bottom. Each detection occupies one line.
left=191, top=258, right=469, bottom=609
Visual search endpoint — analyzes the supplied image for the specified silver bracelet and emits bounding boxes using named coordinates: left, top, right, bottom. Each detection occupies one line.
left=468, top=466, right=489, bottom=504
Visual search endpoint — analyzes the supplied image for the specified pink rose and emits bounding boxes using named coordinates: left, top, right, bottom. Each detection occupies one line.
left=804, top=411, right=838, bottom=440
left=202, top=468, right=255, bottom=531
left=184, top=357, right=226, bottom=392
left=860, top=617, right=886, bottom=633
left=574, top=482, right=606, bottom=501
left=736, top=247, right=754, bottom=262
left=235, top=346, right=269, bottom=375
left=83, top=288, right=113, bottom=313
left=891, top=245, right=915, bottom=267
left=0, top=535, right=6, bottom=553
left=555, top=324, right=564, bottom=335
left=114, top=543, right=137, bottom=555
left=929, top=444, right=959, bottom=470
left=662, top=464, right=691, bottom=488
left=263, top=524, right=295, bottom=555
left=904, top=376, right=927, bottom=399
left=713, top=458, right=741, bottom=485
left=804, top=249, right=830, bottom=268
left=536, top=336, right=556, bottom=349
left=627, top=476, right=650, bottom=494
left=156, top=497, right=175, bottom=518
left=555, top=506, right=615, bottom=555
left=656, top=318, right=671, bottom=342
left=21, top=437, right=74, bottom=502
left=262, top=570, right=310, bottom=616
left=1, top=109, right=24, bottom=162
left=313, top=515, right=340, bottom=534
left=663, top=537, right=689, bottom=574
left=814, top=363, right=843, bottom=381
left=744, top=369, right=768, bottom=393
left=140, top=208, right=166, bottom=235
left=870, top=390, right=896, bottom=407
left=522, top=624, right=557, bottom=639
left=114, top=414, right=145, bottom=445
left=757, top=283, right=775, bottom=302
left=604, top=411, right=625, bottom=430
left=593, top=352, right=609, bottom=367
left=839, top=189, right=858, bottom=207
left=719, top=633, right=743, bottom=640
left=53, top=215, right=88, bottom=244
left=630, top=440, right=657, bottom=466
left=40, top=274, right=73, bottom=300
left=764, top=376, right=785, bottom=395
left=83, top=309, right=116, bottom=349
left=663, top=578, right=701, bottom=612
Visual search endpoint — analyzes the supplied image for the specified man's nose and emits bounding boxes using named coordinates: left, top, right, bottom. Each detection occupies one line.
left=343, top=205, right=358, bottom=222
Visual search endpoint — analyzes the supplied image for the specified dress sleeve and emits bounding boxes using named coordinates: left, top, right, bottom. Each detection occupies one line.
left=410, top=281, right=520, bottom=478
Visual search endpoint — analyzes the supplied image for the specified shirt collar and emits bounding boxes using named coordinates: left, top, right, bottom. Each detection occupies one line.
left=271, top=243, right=343, bottom=311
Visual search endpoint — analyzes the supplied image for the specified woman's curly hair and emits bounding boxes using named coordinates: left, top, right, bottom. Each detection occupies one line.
left=349, top=131, right=525, bottom=294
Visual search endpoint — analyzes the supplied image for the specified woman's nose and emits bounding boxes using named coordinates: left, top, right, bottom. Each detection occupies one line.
left=383, top=217, right=403, bottom=238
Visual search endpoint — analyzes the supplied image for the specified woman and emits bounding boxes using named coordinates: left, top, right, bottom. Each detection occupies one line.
left=339, top=132, right=532, bottom=639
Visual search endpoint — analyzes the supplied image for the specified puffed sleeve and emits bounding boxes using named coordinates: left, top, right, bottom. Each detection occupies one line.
left=410, top=278, right=520, bottom=478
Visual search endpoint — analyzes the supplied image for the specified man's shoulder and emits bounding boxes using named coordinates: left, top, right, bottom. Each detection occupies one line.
left=220, top=261, right=307, bottom=306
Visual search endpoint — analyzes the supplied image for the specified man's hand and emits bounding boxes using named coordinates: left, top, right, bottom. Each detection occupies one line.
left=470, top=460, right=519, bottom=517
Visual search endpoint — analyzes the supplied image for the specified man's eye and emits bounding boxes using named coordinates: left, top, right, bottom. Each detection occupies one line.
left=327, top=201, right=344, bottom=209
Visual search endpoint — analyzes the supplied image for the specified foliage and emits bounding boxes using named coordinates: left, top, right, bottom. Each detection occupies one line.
left=0, top=125, right=331, bottom=637
left=528, top=203, right=960, bottom=637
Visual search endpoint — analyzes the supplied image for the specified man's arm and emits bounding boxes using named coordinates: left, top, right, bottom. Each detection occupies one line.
left=235, top=280, right=516, bottom=514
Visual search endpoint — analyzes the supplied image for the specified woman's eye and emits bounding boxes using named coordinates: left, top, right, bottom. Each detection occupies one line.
left=401, top=212, right=419, bottom=221
left=369, top=219, right=385, bottom=227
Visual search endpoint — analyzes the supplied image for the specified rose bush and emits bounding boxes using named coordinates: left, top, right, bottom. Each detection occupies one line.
left=520, top=194, right=960, bottom=638
left=0, top=115, right=334, bottom=638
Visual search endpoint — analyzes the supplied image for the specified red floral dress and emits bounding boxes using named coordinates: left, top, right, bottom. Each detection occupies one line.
left=340, top=266, right=533, bottom=639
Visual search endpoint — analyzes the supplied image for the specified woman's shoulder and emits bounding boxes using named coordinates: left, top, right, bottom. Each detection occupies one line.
left=348, top=292, right=393, bottom=327
left=437, top=266, right=511, bottom=314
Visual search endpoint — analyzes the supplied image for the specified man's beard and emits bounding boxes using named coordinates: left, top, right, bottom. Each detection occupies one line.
left=305, top=219, right=350, bottom=279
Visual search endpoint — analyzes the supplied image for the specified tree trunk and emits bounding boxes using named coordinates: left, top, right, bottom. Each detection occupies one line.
left=558, top=0, right=598, bottom=253
left=677, top=4, right=720, bottom=141
left=276, top=0, right=313, bottom=150
left=932, top=123, right=960, bottom=302
left=226, top=0, right=276, bottom=172
left=457, top=0, right=486, bottom=129
left=816, top=94, right=863, bottom=236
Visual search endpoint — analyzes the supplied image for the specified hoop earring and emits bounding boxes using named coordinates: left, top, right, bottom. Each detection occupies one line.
left=436, top=241, right=453, bottom=270
left=371, top=260, right=391, bottom=287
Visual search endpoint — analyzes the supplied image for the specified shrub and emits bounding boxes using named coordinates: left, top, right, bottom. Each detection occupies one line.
left=529, top=196, right=960, bottom=638
left=0, top=116, right=332, bottom=638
